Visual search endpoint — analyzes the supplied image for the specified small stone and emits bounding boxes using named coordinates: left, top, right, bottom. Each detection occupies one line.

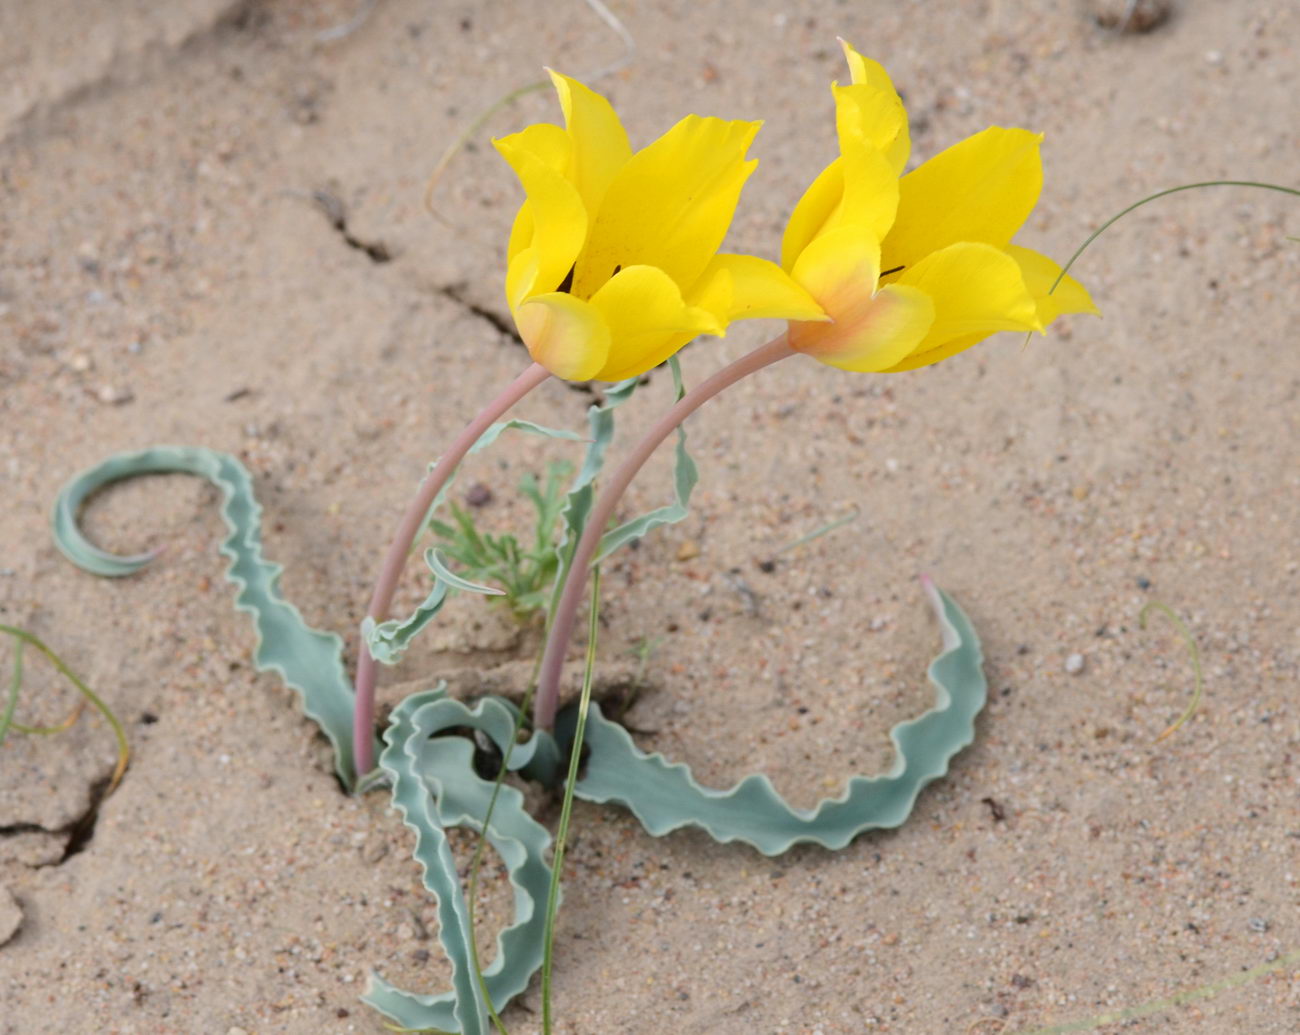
left=1248, top=917, right=1270, bottom=933
left=67, top=351, right=93, bottom=372
left=1065, top=653, right=1086, bottom=675
left=361, top=839, right=389, bottom=864
left=1088, top=0, right=1173, bottom=33
left=96, top=384, right=134, bottom=405
left=465, top=483, right=494, bottom=508
left=1071, top=483, right=1091, bottom=501
left=869, top=617, right=887, bottom=631
left=676, top=540, right=700, bottom=562
left=0, top=885, right=23, bottom=946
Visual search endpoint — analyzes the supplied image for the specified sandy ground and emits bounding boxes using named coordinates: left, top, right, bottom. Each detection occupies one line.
left=1, top=0, right=1297, bottom=1032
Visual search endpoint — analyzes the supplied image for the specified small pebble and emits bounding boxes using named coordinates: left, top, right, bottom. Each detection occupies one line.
left=676, top=539, right=700, bottom=562
left=96, top=384, right=134, bottom=405
left=1088, top=0, right=1173, bottom=33
left=1248, top=917, right=1270, bottom=933
left=1065, top=653, right=1086, bottom=675
left=465, top=483, right=493, bottom=508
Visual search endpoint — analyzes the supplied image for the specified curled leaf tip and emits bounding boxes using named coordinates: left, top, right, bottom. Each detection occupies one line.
left=51, top=447, right=369, bottom=787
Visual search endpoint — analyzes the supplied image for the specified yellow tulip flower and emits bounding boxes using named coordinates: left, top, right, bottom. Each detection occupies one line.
left=495, top=72, right=824, bottom=383
left=783, top=40, right=1098, bottom=374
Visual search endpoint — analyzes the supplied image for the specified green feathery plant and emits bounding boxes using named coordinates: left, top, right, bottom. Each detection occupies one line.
left=429, top=461, right=573, bottom=623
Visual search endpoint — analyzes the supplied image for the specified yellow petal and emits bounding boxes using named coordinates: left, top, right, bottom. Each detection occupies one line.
left=547, top=70, right=632, bottom=215
left=780, top=142, right=898, bottom=272
left=788, top=226, right=934, bottom=371
left=506, top=202, right=534, bottom=264
left=881, top=331, right=986, bottom=373
left=493, top=137, right=588, bottom=305
left=497, top=121, right=572, bottom=174
left=505, top=249, right=539, bottom=313
left=1005, top=244, right=1100, bottom=325
left=883, top=127, right=1043, bottom=271
left=781, top=158, right=844, bottom=272
left=837, top=40, right=911, bottom=173
left=894, top=241, right=1041, bottom=356
left=834, top=140, right=900, bottom=241
left=791, top=224, right=883, bottom=306
left=571, top=115, right=761, bottom=299
left=690, top=253, right=827, bottom=324
left=833, top=82, right=910, bottom=176
left=587, top=265, right=724, bottom=381
left=499, top=122, right=572, bottom=266
left=515, top=293, right=611, bottom=381
left=840, top=39, right=897, bottom=93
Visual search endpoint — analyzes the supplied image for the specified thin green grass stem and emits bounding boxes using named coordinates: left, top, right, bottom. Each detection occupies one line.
left=1138, top=602, right=1203, bottom=741
left=0, top=638, right=23, bottom=744
left=1050, top=180, right=1299, bottom=294
left=1012, top=944, right=1300, bottom=1033
left=9, top=708, right=85, bottom=736
left=778, top=505, right=860, bottom=554
left=0, top=624, right=130, bottom=792
left=541, top=567, right=601, bottom=1034
left=1025, top=180, right=1300, bottom=349
left=424, top=81, right=549, bottom=222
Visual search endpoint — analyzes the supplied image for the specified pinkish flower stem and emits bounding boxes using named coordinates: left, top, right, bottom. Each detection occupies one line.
left=353, top=362, right=552, bottom=776
left=533, top=334, right=796, bottom=731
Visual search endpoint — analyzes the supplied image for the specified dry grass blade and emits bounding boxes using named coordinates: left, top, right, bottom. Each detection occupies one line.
left=1138, top=602, right=1203, bottom=742
left=424, top=0, right=637, bottom=221
left=0, top=624, right=130, bottom=793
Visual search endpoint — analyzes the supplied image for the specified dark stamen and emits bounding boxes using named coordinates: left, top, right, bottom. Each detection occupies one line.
left=880, top=264, right=905, bottom=277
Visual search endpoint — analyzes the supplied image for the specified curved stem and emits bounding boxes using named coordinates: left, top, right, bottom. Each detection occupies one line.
left=533, top=334, right=795, bottom=730
left=353, top=362, right=551, bottom=775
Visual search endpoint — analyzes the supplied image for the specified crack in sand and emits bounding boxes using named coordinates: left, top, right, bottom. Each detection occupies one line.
left=0, top=772, right=109, bottom=867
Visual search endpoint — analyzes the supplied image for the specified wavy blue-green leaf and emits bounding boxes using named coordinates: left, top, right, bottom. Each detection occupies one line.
left=362, top=690, right=560, bottom=1033
left=426, top=548, right=505, bottom=597
left=362, top=580, right=451, bottom=667
left=570, top=581, right=986, bottom=855
left=50, top=446, right=371, bottom=787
